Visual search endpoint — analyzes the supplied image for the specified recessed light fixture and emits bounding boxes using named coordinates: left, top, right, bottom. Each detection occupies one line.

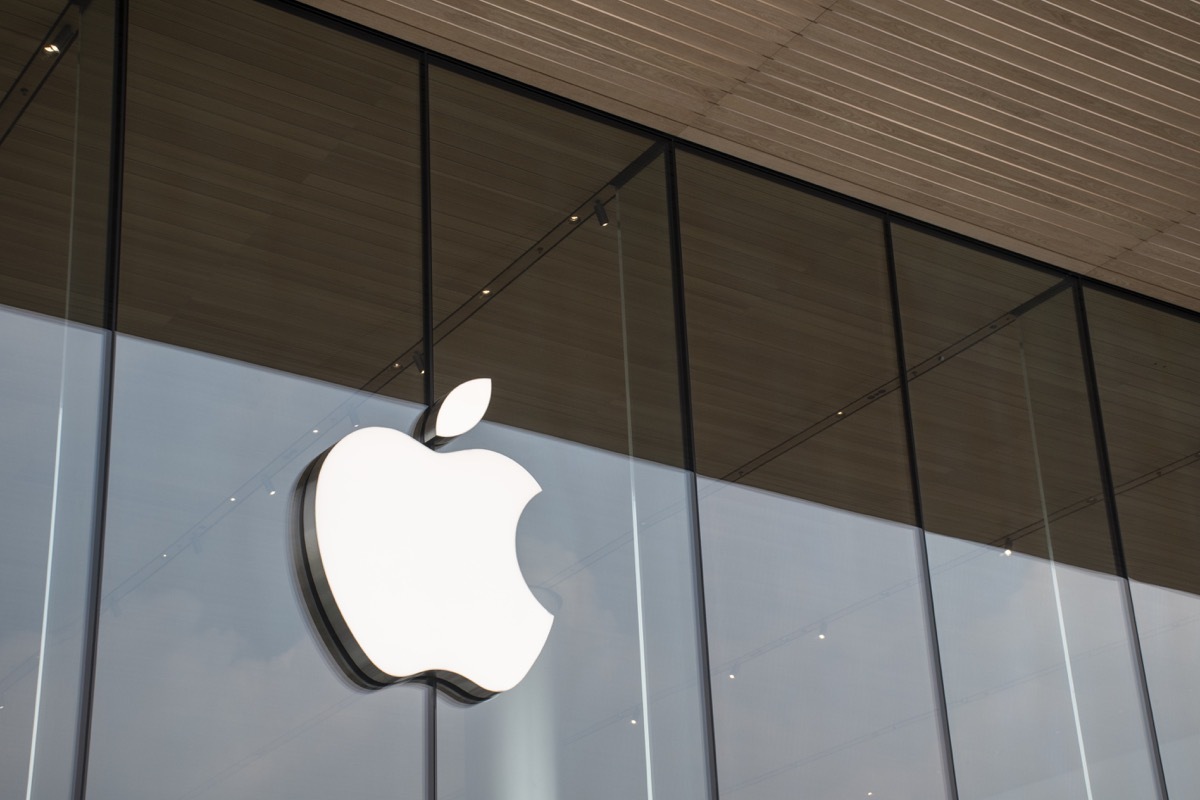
left=269, top=490, right=277, bottom=496
left=313, top=429, right=320, bottom=434
left=569, top=214, right=579, bottom=223
left=229, top=497, right=236, bottom=502
left=630, top=719, right=637, bottom=725
left=481, top=289, right=491, bottom=295
left=43, top=43, right=60, bottom=54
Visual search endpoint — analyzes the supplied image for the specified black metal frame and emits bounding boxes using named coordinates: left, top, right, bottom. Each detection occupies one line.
left=25, top=0, right=1193, bottom=796
left=72, top=0, right=128, bottom=797
left=883, top=214, right=961, bottom=800
left=1074, top=280, right=1170, bottom=800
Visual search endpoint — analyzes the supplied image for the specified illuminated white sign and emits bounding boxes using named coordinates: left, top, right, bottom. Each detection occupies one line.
left=301, top=379, right=553, bottom=701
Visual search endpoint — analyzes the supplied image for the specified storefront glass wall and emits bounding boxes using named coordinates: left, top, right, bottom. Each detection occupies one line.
left=0, top=2, right=1196, bottom=799
left=0, top=1, right=115, bottom=797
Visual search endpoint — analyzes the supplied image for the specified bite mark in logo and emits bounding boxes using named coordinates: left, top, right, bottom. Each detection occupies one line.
left=300, top=379, right=552, bottom=702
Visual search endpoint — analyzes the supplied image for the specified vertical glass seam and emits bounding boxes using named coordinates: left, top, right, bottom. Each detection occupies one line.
left=1073, top=280, right=1170, bottom=800
left=419, top=52, right=434, bottom=409
left=418, top=50, right=438, bottom=800
left=665, top=142, right=721, bottom=800
left=883, top=215, right=960, bottom=800
left=72, top=0, right=129, bottom=797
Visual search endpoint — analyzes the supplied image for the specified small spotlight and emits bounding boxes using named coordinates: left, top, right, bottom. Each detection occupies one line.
left=630, top=719, right=637, bottom=725
left=569, top=214, right=580, bottom=223
left=1003, top=537, right=1013, bottom=557
left=312, top=429, right=319, bottom=434
left=728, top=673, right=736, bottom=680
left=269, top=490, right=277, bottom=496
left=594, top=201, right=609, bottom=227
left=229, top=497, right=236, bottom=502
left=481, top=288, right=491, bottom=295
left=837, top=410, right=844, bottom=416
left=43, top=43, right=60, bottom=54
left=818, top=621, right=828, bottom=640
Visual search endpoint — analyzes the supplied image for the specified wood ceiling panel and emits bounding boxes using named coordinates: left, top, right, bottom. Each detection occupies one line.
left=689, top=100, right=1129, bottom=262
left=791, top=21, right=1200, bottom=201
left=765, top=48, right=1189, bottom=226
left=820, top=2, right=1200, bottom=174
left=739, top=63, right=1166, bottom=242
left=0, top=0, right=62, bottom=92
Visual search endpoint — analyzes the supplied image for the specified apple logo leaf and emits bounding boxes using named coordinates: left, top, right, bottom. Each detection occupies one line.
left=418, top=378, right=491, bottom=448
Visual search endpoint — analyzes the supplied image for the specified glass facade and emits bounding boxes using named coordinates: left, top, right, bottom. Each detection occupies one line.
left=0, top=2, right=1195, bottom=799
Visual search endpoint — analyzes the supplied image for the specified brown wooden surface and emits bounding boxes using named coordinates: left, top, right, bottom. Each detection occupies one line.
left=310, top=0, right=1200, bottom=311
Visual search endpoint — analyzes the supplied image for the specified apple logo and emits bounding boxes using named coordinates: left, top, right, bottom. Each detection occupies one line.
left=299, top=378, right=553, bottom=702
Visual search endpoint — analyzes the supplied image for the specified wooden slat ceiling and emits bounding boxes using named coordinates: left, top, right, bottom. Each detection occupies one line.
left=315, top=0, right=1200, bottom=312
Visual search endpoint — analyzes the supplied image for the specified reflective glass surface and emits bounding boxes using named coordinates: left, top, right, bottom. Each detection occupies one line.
left=117, top=0, right=423, bottom=400
left=678, top=151, right=913, bottom=524
left=430, top=70, right=706, bottom=800
left=699, top=478, right=946, bottom=800
left=84, top=0, right=429, bottom=796
left=0, top=1, right=113, bottom=795
left=678, top=154, right=946, bottom=798
left=1085, top=287, right=1200, bottom=797
left=895, top=225, right=1160, bottom=799
left=85, top=337, right=427, bottom=798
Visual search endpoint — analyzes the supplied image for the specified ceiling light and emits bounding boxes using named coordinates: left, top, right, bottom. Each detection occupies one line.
left=43, top=43, right=59, bottom=54
left=594, top=201, right=609, bottom=227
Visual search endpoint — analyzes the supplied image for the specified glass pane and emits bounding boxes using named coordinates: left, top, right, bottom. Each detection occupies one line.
left=430, top=70, right=706, bottom=800
left=678, top=151, right=912, bottom=524
left=0, top=1, right=113, bottom=795
left=1085, top=287, right=1200, bottom=797
left=699, top=478, right=946, bottom=799
left=86, top=337, right=427, bottom=798
left=84, top=1, right=427, bottom=796
left=895, top=224, right=1160, bottom=800
left=678, top=153, right=946, bottom=798
left=116, top=0, right=423, bottom=400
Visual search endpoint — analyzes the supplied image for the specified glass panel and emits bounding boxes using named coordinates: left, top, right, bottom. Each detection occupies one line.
left=678, top=153, right=946, bottom=798
left=84, top=1, right=427, bottom=796
left=427, top=65, right=679, bottom=461
left=699, top=478, right=947, bottom=799
left=116, top=0, right=423, bottom=400
left=0, top=1, right=113, bottom=796
left=678, top=151, right=912, bottom=524
left=1085, top=286, right=1200, bottom=797
left=430, top=70, right=706, bottom=800
left=85, top=337, right=427, bottom=798
left=894, top=224, right=1160, bottom=800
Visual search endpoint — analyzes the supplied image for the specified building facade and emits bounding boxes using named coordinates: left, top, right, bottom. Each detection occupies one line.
left=1, top=1, right=1197, bottom=799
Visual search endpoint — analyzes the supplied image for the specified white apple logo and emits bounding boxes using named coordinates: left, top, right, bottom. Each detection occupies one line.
left=300, top=378, right=553, bottom=702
